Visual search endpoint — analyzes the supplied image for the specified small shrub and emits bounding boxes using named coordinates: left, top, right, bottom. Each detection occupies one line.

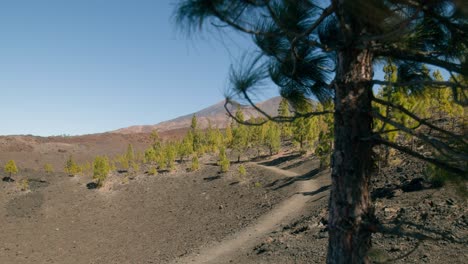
left=219, top=158, right=230, bottom=173
left=4, top=160, right=18, bottom=177
left=254, top=182, right=262, bottom=188
left=122, top=176, right=129, bottom=184
left=238, top=165, right=246, bottom=177
left=64, top=155, right=81, bottom=176
left=44, top=163, right=54, bottom=173
left=218, top=147, right=230, bottom=173
left=167, top=160, right=176, bottom=171
left=131, top=161, right=140, bottom=174
left=425, top=164, right=467, bottom=197
left=148, top=167, right=158, bottom=176
left=191, top=156, right=200, bottom=171
left=18, top=179, right=29, bottom=191
left=93, top=156, right=110, bottom=188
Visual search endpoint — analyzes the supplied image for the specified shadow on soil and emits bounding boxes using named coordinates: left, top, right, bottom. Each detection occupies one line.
left=372, top=177, right=433, bottom=200
left=265, top=168, right=323, bottom=190
left=259, top=153, right=302, bottom=167
left=203, top=175, right=222, bottom=182
left=301, top=185, right=331, bottom=196
left=86, top=182, right=99, bottom=189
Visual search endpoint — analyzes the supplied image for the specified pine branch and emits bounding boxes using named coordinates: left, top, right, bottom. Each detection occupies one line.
left=372, top=80, right=468, bottom=90
left=372, top=96, right=467, bottom=144
left=371, top=111, right=467, bottom=161
left=373, top=136, right=466, bottom=175
left=375, top=49, right=463, bottom=74
left=359, top=5, right=422, bottom=45
left=223, top=96, right=332, bottom=127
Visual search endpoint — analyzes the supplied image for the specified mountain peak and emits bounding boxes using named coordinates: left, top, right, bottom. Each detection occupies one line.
left=112, top=97, right=282, bottom=134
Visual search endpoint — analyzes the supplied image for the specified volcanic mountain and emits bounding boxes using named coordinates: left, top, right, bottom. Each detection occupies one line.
left=0, top=97, right=282, bottom=170
left=112, top=96, right=282, bottom=134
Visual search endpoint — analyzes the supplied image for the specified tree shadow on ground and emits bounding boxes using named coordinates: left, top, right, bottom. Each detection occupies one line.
left=86, top=182, right=99, bottom=189
left=259, top=153, right=302, bottom=167
left=383, top=220, right=467, bottom=244
left=250, top=154, right=274, bottom=162
left=372, top=178, right=433, bottom=200
left=373, top=219, right=467, bottom=263
left=203, top=175, right=222, bottom=182
left=300, top=185, right=331, bottom=196
left=266, top=168, right=324, bottom=191
left=2, top=176, right=15, bottom=182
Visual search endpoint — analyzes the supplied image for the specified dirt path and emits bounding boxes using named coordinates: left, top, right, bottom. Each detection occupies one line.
left=172, top=161, right=329, bottom=264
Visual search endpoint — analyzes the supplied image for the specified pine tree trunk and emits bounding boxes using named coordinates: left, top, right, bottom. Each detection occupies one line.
left=327, top=48, right=374, bottom=264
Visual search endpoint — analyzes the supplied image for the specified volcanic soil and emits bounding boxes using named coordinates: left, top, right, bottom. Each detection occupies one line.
left=1, top=151, right=466, bottom=264
left=0, top=155, right=302, bottom=264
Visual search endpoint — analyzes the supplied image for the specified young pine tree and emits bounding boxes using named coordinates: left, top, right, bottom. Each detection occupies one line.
left=231, top=109, right=248, bottom=162
left=238, top=164, right=246, bottom=177
left=264, top=122, right=281, bottom=156
left=191, top=155, right=200, bottom=171
left=126, top=144, right=135, bottom=163
left=93, top=156, right=110, bottom=187
left=4, top=160, right=18, bottom=178
left=44, top=163, right=54, bottom=174
left=278, top=98, right=293, bottom=139
left=64, top=155, right=81, bottom=176
left=218, top=146, right=230, bottom=173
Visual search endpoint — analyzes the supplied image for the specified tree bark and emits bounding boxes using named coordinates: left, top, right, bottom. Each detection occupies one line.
left=327, top=47, right=375, bottom=264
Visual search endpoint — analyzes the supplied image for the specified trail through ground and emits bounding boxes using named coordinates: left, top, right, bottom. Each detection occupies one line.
left=172, top=161, right=329, bottom=264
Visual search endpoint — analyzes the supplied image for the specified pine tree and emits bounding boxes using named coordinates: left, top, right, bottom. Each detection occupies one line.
left=278, top=98, right=293, bottom=139
left=145, top=147, right=157, bottom=164
left=191, top=155, right=200, bottom=171
left=165, top=143, right=177, bottom=171
left=224, top=122, right=233, bottom=147
left=191, top=114, right=198, bottom=130
left=205, top=120, right=223, bottom=153
left=264, top=122, right=281, bottom=156
left=218, top=146, right=230, bottom=173
left=231, top=108, right=248, bottom=162
left=238, top=164, right=246, bottom=177
left=148, top=166, right=158, bottom=176
left=248, top=117, right=267, bottom=157
left=126, top=144, right=135, bottom=163
left=178, top=134, right=194, bottom=162
left=93, top=156, right=110, bottom=187
left=150, top=130, right=162, bottom=151
left=64, top=155, right=81, bottom=176
left=4, top=160, right=18, bottom=178
left=175, top=1, right=467, bottom=262
left=316, top=103, right=334, bottom=168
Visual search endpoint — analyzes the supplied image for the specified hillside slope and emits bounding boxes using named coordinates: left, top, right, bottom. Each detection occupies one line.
left=112, top=97, right=282, bottom=134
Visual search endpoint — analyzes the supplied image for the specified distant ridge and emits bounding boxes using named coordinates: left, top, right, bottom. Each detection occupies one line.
left=112, top=97, right=282, bottom=134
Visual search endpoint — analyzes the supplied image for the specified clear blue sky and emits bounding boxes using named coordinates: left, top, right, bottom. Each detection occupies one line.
left=0, top=1, right=390, bottom=137
left=0, top=0, right=273, bottom=136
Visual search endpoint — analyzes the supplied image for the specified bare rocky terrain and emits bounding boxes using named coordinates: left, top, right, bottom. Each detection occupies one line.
left=0, top=156, right=297, bottom=264
left=2, top=149, right=465, bottom=264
